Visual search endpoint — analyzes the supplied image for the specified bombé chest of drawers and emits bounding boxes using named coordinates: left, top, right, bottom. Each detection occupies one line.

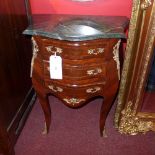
left=24, top=14, right=129, bottom=136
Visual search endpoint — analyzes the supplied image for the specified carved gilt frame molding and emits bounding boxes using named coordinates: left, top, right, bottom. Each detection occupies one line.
left=115, top=0, right=155, bottom=135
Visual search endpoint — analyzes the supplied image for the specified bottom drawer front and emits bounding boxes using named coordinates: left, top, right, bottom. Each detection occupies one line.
left=46, top=82, right=105, bottom=107
left=46, top=82, right=105, bottom=97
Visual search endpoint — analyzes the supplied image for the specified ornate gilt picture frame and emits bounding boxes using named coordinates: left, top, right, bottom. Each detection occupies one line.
left=115, top=0, right=155, bottom=135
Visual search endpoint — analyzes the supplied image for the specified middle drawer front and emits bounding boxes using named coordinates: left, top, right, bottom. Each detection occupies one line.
left=43, top=60, right=107, bottom=80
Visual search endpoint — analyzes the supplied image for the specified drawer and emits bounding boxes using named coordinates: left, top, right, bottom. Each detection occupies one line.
left=45, top=80, right=105, bottom=99
left=44, top=77, right=106, bottom=87
left=37, top=36, right=110, bottom=60
left=43, top=60, right=107, bottom=80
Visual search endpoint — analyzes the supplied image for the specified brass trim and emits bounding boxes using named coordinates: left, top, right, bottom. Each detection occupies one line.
left=113, top=39, right=121, bottom=80
left=88, top=48, right=104, bottom=55
left=63, top=98, right=85, bottom=105
left=48, top=85, right=63, bottom=92
left=42, top=122, right=48, bottom=135
left=86, top=87, right=101, bottom=93
left=87, top=68, right=102, bottom=76
left=31, top=37, right=39, bottom=77
left=45, top=46, right=63, bottom=54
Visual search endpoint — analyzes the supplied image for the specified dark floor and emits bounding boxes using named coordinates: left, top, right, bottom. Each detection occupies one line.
left=15, top=96, right=155, bottom=155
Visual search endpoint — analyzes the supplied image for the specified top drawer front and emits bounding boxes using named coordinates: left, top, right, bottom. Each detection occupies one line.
left=38, top=37, right=110, bottom=60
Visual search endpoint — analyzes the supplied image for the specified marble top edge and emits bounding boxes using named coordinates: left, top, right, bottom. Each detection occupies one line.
left=23, top=29, right=127, bottom=41
left=23, top=14, right=129, bottom=41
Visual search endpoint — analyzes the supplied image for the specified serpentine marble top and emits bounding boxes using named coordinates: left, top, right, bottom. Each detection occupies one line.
left=23, top=14, right=129, bottom=41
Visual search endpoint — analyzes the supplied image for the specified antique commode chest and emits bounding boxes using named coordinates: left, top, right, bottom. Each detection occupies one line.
left=24, top=14, right=128, bottom=136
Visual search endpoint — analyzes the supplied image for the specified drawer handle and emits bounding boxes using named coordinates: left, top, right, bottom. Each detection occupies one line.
left=63, top=98, right=85, bottom=105
left=48, top=85, right=63, bottom=92
left=86, top=87, right=101, bottom=94
left=88, top=48, right=104, bottom=55
left=45, top=46, right=63, bottom=54
left=87, top=68, right=102, bottom=76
